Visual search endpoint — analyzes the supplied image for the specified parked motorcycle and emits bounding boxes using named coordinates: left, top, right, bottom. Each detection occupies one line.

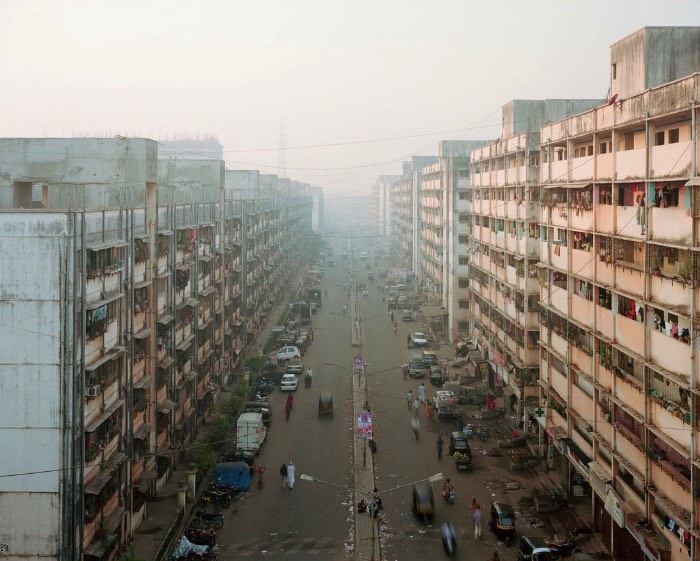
left=191, top=510, right=224, bottom=529
left=199, top=489, right=231, bottom=508
left=185, top=527, right=217, bottom=548
left=171, top=536, right=210, bottom=560
left=208, top=481, right=237, bottom=498
left=476, top=427, right=490, bottom=441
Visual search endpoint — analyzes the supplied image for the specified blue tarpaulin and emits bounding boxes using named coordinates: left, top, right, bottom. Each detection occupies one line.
left=213, top=461, right=251, bottom=491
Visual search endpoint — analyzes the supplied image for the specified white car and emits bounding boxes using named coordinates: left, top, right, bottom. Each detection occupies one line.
left=411, top=332, right=428, bottom=347
left=272, top=346, right=301, bottom=361
left=280, top=373, right=298, bottom=391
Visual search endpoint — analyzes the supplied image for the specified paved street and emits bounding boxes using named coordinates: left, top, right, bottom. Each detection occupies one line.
left=216, top=253, right=356, bottom=560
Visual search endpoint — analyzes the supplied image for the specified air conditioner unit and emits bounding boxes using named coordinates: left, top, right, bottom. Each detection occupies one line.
left=86, top=385, right=101, bottom=398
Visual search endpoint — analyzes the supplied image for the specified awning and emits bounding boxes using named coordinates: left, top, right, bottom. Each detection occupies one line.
left=176, top=334, right=195, bottom=351
left=156, top=356, right=175, bottom=370
left=157, top=229, right=173, bottom=236
left=83, top=532, right=117, bottom=558
left=156, top=313, right=174, bottom=325
left=546, top=425, right=568, bottom=441
left=684, top=178, right=700, bottom=187
left=133, top=375, right=152, bottom=389
left=200, top=285, right=216, bottom=296
left=199, top=253, right=213, bottom=262
left=232, top=320, right=242, bottom=327
left=85, top=399, right=124, bottom=432
left=564, top=438, right=592, bottom=475
left=176, top=298, right=199, bottom=310
left=176, top=262, right=192, bottom=271
left=155, top=269, right=171, bottom=279
left=88, top=239, right=128, bottom=250
left=133, top=423, right=152, bottom=440
left=135, top=469, right=157, bottom=492
left=184, top=370, right=198, bottom=382
left=155, top=445, right=172, bottom=458
left=101, top=506, right=125, bottom=533
left=133, top=279, right=151, bottom=289
left=103, top=452, right=126, bottom=470
left=198, top=317, right=213, bottom=330
left=86, top=347, right=125, bottom=371
left=543, top=184, right=566, bottom=189
left=84, top=469, right=114, bottom=495
left=158, top=399, right=176, bottom=414
left=133, top=327, right=151, bottom=339
left=86, top=291, right=124, bottom=310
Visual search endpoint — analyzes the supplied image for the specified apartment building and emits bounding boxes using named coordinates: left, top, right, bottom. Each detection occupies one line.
left=537, top=27, right=700, bottom=561
left=373, top=175, right=397, bottom=239
left=418, top=141, right=491, bottom=342
left=468, top=99, right=602, bottom=419
left=0, top=138, right=313, bottom=561
left=391, top=157, right=438, bottom=274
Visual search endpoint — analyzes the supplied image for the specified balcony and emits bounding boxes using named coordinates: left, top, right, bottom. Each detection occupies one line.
left=616, top=148, right=646, bottom=181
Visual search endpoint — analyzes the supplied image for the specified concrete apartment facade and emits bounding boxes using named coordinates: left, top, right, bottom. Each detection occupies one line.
left=535, top=27, right=700, bottom=561
left=468, top=98, right=603, bottom=424
left=0, top=138, right=313, bottom=561
left=419, top=141, right=491, bottom=343
left=391, top=157, right=438, bottom=275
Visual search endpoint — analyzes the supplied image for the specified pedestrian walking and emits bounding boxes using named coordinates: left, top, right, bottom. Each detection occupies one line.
left=389, top=310, right=394, bottom=322
left=418, top=383, right=426, bottom=404
left=413, top=397, right=420, bottom=416
left=393, top=324, right=397, bottom=336
left=309, top=327, right=314, bottom=342
left=287, top=461, right=296, bottom=489
left=473, top=503, right=482, bottom=539
left=436, top=434, right=444, bottom=460
left=406, top=390, right=414, bottom=410
left=280, top=463, right=288, bottom=489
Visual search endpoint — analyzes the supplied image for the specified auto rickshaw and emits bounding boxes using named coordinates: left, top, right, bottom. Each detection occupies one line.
left=318, top=390, right=333, bottom=417
left=411, top=483, right=435, bottom=523
left=489, top=502, right=516, bottom=546
left=449, top=431, right=472, bottom=471
left=429, top=366, right=443, bottom=386
left=517, top=536, right=553, bottom=561
left=368, top=271, right=374, bottom=281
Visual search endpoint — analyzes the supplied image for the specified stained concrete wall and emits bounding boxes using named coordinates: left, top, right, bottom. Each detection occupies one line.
left=0, top=138, right=158, bottom=210
left=158, top=158, right=224, bottom=203
left=0, top=212, right=72, bottom=558
left=225, top=169, right=260, bottom=201
left=611, top=26, right=700, bottom=99
left=502, top=99, right=604, bottom=139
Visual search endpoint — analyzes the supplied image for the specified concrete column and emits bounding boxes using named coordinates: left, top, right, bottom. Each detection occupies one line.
left=177, top=481, right=187, bottom=511
left=186, top=463, right=197, bottom=502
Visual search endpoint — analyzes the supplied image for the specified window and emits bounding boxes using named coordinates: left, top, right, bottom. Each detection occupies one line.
left=458, top=256, right=469, bottom=265
left=599, top=140, right=612, bottom=154
left=458, top=322, right=468, bottom=332
left=458, top=235, right=469, bottom=244
left=611, top=63, right=617, bottom=80
left=458, top=300, right=469, bottom=309
left=668, top=128, right=679, bottom=144
left=655, top=131, right=665, bottom=146
left=458, top=279, right=469, bottom=289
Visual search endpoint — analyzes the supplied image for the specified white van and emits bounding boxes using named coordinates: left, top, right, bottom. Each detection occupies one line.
left=236, top=412, right=266, bottom=453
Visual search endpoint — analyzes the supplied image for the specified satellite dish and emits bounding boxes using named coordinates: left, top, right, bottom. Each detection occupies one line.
left=608, top=94, right=618, bottom=106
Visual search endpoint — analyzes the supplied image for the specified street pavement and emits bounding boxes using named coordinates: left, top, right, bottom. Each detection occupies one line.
left=132, top=243, right=608, bottom=561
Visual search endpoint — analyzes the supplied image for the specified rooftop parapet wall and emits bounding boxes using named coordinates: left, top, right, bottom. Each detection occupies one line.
left=502, top=99, right=604, bottom=138
left=541, top=73, right=700, bottom=143
left=0, top=137, right=157, bottom=210
left=158, top=157, right=224, bottom=203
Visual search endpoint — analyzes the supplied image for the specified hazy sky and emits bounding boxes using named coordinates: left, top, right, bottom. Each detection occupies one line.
left=1, top=0, right=699, bottom=196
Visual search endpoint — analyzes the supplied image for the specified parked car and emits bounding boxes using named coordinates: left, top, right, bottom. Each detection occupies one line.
left=286, top=359, right=304, bottom=375
left=280, top=373, right=298, bottom=391
left=220, top=449, right=256, bottom=473
left=411, top=332, right=428, bottom=347
left=272, top=346, right=301, bottom=361
left=242, top=401, right=271, bottom=426
left=402, top=309, right=413, bottom=322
